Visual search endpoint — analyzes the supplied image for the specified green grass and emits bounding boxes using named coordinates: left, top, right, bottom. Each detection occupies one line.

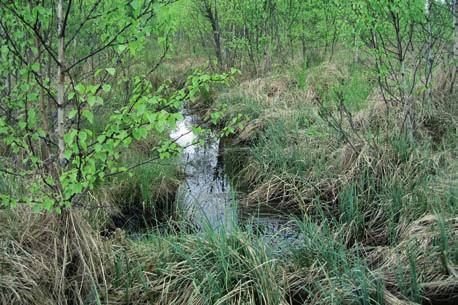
left=0, top=173, right=25, bottom=207
left=109, top=222, right=287, bottom=305
left=83, top=126, right=182, bottom=233
left=104, top=149, right=181, bottom=232
left=214, top=54, right=456, bottom=239
left=0, top=174, right=12, bottom=198
left=193, top=53, right=458, bottom=304
left=1, top=49, right=456, bottom=305
left=100, top=208, right=457, bottom=305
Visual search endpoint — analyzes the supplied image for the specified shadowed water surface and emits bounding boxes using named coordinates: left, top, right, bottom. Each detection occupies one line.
left=171, top=112, right=237, bottom=231
left=170, top=111, right=299, bottom=244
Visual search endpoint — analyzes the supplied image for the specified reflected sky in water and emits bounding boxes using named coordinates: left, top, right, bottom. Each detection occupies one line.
left=171, top=113, right=236, bottom=231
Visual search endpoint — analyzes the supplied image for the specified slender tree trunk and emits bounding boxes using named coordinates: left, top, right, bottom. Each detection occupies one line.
left=36, top=37, right=52, bottom=165
left=453, top=0, right=457, bottom=91
left=212, top=20, right=223, bottom=69
left=301, top=19, right=307, bottom=64
left=56, top=0, right=66, bottom=166
left=390, top=11, right=414, bottom=141
left=401, top=55, right=414, bottom=142
left=454, top=0, right=457, bottom=60
left=263, top=43, right=271, bottom=74
left=425, top=0, right=433, bottom=105
left=329, top=23, right=338, bottom=61
left=301, top=36, right=306, bottom=63
left=204, top=1, right=223, bottom=69
left=289, top=34, right=294, bottom=60
left=353, top=32, right=359, bottom=65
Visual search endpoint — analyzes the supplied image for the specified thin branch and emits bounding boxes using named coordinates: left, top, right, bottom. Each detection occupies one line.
left=0, top=21, right=58, bottom=105
left=64, top=4, right=155, bottom=73
left=64, top=0, right=103, bottom=49
left=62, top=0, right=73, bottom=37
left=1, top=0, right=60, bottom=66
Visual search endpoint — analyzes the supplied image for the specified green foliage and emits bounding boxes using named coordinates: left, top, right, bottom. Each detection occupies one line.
left=0, top=1, right=456, bottom=304
left=0, top=1, right=236, bottom=212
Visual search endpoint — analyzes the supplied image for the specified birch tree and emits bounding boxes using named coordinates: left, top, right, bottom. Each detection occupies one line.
left=0, top=0, right=231, bottom=211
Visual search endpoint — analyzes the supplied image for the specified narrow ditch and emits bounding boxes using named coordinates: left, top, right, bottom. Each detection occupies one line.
left=170, top=107, right=300, bottom=247
left=171, top=109, right=237, bottom=231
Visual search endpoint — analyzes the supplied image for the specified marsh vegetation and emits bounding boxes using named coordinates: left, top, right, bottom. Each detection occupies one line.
left=0, top=0, right=457, bottom=304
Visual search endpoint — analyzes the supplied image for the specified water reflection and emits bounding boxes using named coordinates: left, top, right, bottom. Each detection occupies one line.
left=171, top=112, right=236, bottom=231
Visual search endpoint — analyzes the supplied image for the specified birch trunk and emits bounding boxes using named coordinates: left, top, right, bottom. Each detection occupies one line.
left=454, top=0, right=457, bottom=78
left=56, top=0, right=66, bottom=166
left=426, top=0, right=433, bottom=104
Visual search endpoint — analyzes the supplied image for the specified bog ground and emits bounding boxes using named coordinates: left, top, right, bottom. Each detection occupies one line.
left=0, top=1, right=457, bottom=304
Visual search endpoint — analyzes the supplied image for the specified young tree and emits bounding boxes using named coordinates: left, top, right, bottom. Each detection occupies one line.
left=353, top=0, right=428, bottom=140
left=454, top=0, right=458, bottom=89
left=0, top=0, right=231, bottom=212
left=193, top=0, right=224, bottom=69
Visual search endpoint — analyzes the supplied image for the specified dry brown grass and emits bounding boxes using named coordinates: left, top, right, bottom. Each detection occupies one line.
left=353, top=92, right=390, bottom=130
left=305, top=62, right=349, bottom=103
left=241, top=174, right=337, bottom=219
left=376, top=215, right=458, bottom=304
left=289, top=214, right=457, bottom=305
left=0, top=209, right=108, bottom=305
left=238, top=73, right=306, bottom=109
left=102, top=230, right=294, bottom=305
left=378, top=215, right=457, bottom=282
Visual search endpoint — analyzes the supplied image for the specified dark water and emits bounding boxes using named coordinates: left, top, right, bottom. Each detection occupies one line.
left=170, top=111, right=299, bottom=246
left=171, top=112, right=237, bottom=230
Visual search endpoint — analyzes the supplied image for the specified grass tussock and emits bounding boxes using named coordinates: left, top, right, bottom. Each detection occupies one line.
left=1, top=209, right=455, bottom=305
left=0, top=209, right=108, bottom=305
left=105, top=159, right=181, bottom=232
left=1, top=50, right=456, bottom=305
left=290, top=215, right=457, bottom=305
left=216, top=55, right=456, bottom=244
left=106, top=227, right=290, bottom=305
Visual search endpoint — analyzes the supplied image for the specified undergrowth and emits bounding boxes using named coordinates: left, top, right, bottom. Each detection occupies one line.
left=1, top=52, right=456, bottom=305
